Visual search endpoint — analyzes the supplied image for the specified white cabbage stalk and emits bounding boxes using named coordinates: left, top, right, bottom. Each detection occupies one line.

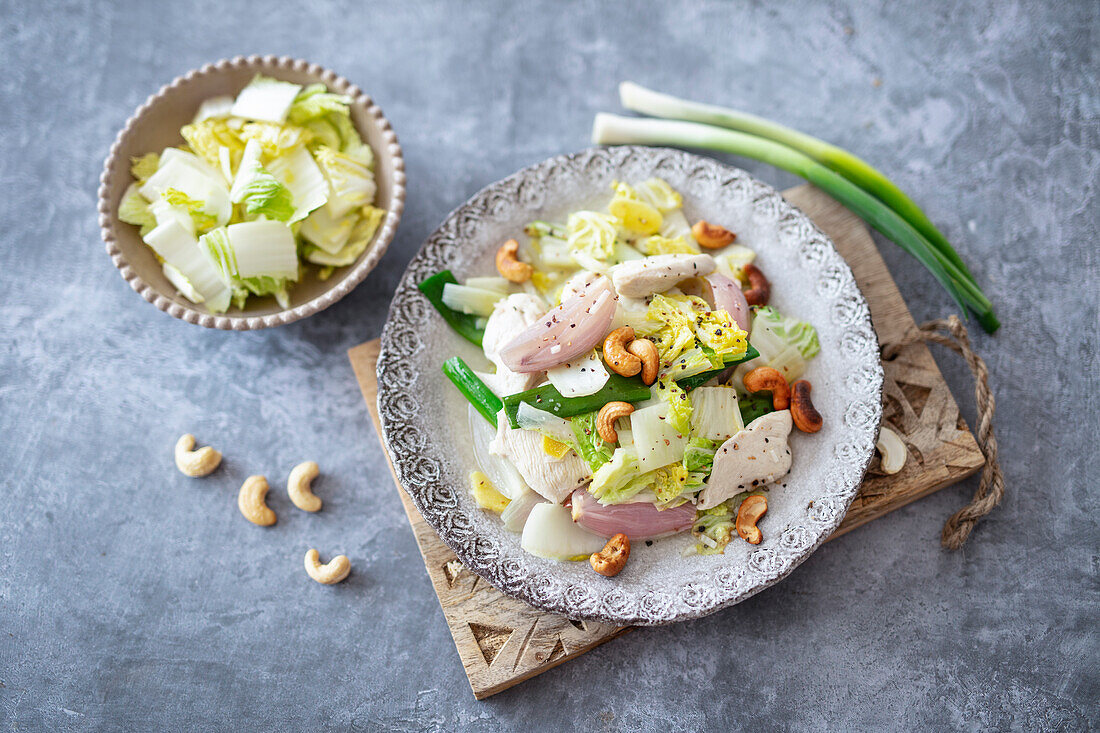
left=516, top=402, right=575, bottom=444
left=230, top=76, right=302, bottom=124
left=193, top=95, right=235, bottom=124
left=520, top=503, right=607, bottom=560
left=300, top=203, right=357, bottom=254
left=546, top=349, right=609, bottom=397
left=162, top=263, right=204, bottom=303
left=469, top=405, right=530, bottom=501
left=149, top=198, right=195, bottom=236
left=141, top=156, right=231, bottom=228
left=226, top=221, right=299, bottom=279
left=441, top=283, right=506, bottom=317
left=229, top=139, right=264, bottom=203
left=500, top=490, right=543, bottom=533
left=690, top=386, right=744, bottom=441
left=267, top=146, right=329, bottom=222
left=629, top=402, right=687, bottom=471
left=143, top=219, right=231, bottom=311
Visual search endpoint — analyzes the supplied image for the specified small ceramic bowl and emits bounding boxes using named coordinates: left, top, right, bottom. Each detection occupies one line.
left=98, top=56, right=406, bottom=330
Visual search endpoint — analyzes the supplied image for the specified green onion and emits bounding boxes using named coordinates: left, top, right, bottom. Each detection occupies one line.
left=419, top=271, right=485, bottom=346
left=502, top=373, right=652, bottom=429
left=593, top=109, right=999, bottom=333
left=442, top=356, right=502, bottom=424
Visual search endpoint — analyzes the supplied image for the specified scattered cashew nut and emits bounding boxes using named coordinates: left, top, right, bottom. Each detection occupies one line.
left=736, top=494, right=768, bottom=545
left=174, top=433, right=222, bottom=478
left=626, top=338, right=660, bottom=386
left=238, top=475, right=276, bottom=526
left=590, top=533, right=630, bottom=577
left=603, top=326, right=642, bottom=377
left=495, top=238, right=533, bottom=283
left=287, top=461, right=322, bottom=512
left=304, top=549, right=351, bottom=585
left=742, top=366, right=790, bottom=410
left=596, top=401, right=635, bottom=443
left=876, top=425, right=908, bottom=474
left=790, top=380, right=823, bottom=433
left=691, top=220, right=737, bottom=249
left=742, top=262, right=771, bottom=306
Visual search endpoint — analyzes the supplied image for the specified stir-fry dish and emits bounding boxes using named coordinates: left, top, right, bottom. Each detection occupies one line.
left=118, top=75, right=384, bottom=312
left=421, top=179, right=825, bottom=577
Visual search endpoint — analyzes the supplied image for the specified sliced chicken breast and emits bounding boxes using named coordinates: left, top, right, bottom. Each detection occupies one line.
left=490, top=411, right=591, bottom=504
left=610, top=253, right=716, bottom=298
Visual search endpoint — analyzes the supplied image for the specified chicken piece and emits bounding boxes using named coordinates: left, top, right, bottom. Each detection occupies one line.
left=610, top=254, right=716, bottom=298
left=697, top=410, right=793, bottom=510
left=481, top=293, right=547, bottom=396
left=490, top=411, right=591, bottom=504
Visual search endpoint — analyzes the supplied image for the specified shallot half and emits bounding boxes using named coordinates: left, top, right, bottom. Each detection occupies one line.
left=570, top=488, right=697, bottom=540
left=499, top=275, right=617, bottom=373
left=703, top=273, right=751, bottom=334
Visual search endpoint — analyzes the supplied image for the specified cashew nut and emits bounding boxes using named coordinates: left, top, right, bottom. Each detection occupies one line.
left=596, top=401, right=635, bottom=443
left=238, top=475, right=276, bottom=526
left=304, top=549, right=351, bottom=585
left=602, top=326, right=643, bottom=377
left=742, top=366, right=790, bottom=410
left=589, top=533, right=630, bottom=577
left=876, top=425, right=908, bottom=474
left=736, top=494, right=767, bottom=544
left=287, top=461, right=322, bottom=512
left=174, top=433, right=222, bottom=478
left=790, top=380, right=823, bottom=433
left=691, top=220, right=737, bottom=249
left=627, top=338, right=660, bottom=386
left=495, top=238, right=533, bottom=283
left=742, top=263, right=771, bottom=306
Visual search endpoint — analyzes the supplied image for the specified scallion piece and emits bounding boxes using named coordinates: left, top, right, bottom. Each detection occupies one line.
left=592, top=113, right=998, bottom=332
left=419, top=271, right=486, bottom=346
left=442, top=356, right=502, bottom=425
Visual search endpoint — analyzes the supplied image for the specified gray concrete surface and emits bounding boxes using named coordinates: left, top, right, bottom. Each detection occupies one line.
left=1, top=0, right=1097, bottom=730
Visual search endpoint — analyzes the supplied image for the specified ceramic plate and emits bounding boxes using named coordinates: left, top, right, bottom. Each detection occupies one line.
left=378, top=146, right=882, bottom=625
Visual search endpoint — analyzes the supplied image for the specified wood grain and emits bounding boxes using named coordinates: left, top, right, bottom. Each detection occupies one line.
left=348, top=183, right=984, bottom=699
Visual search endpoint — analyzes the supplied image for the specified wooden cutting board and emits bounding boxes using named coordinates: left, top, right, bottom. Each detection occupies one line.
left=349, top=183, right=985, bottom=700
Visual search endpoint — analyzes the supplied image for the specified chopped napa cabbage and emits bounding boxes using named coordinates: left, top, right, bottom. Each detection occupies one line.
left=684, top=436, right=718, bottom=473
left=752, top=306, right=820, bottom=359
left=441, top=283, right=505, bottom=317
left=662, top=346, right=722, bottom=381
left=638, top=234, right=698, bottom=256
left=238, top=121, right=313, bottom=157
left=192, top=95, right=234, bottom=123
left=570, top=411, right=614, bottom=472
left=691, top=498, right=744, bottom=555
left=695, top=309, right=749, bottom=359
left=118, top=183, right=156, bottom=235
left=239, top=169, right=294, bottom=221
left=646, top=293, right=704, bottom=366
left=240, top=275, right=292, bottom=309
left=149, top=198, right=195, bottom=236
left=546, top=350, right=609, bottom=398
left=158, top=147, right=225, bottom=182
left=465, top=276, right=511, bottom=293
left=658, top=209, right=695, bottom=241
left=566, top=211, right=617, bottom=263
left=141, top=155, right=231, bottom=229
left=130, top=153, right=160, bottom=182
left=609, top=181, right=663, bottom=235
left=532, top=235, right=575, bottom=270
left=267, top=145, right=329, bottom=222
left=714, top=245, right=757, bottom=283
left=226, top=220, right=299, bottom=280
left=630, top=401, right=688, bottom=471
left=163, top=188, right=219, bottom=233
left=180, top=118, right=246, bottom=171
left=653, top=377, right=692, bottom=434
left=589, top=447, right=645, bottom=502
left=329, top=112, right=373, bottom=165
left=143, top=219, right=231, bottom=311
left=690, top=386, right=744, bottom=441
left=302, top=205, right=384, bottom=267
left=304, top=118, right=343, bottom=152
left=652, top=462, right=690, bottom=504
left=634, top=177, right=683, bottom=212
left=516, top=402, right=576, bottom=445
left=288, top=84, right=352, bottom=125
left=312, top=146, right=375, bottom=217
left=162, top=263, right=204, bottom=303
left=300, top=203, right=357, bottom=254
left=230, top=75, right=302, bottom=124
left=229, top=139, right=264, bottom=203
